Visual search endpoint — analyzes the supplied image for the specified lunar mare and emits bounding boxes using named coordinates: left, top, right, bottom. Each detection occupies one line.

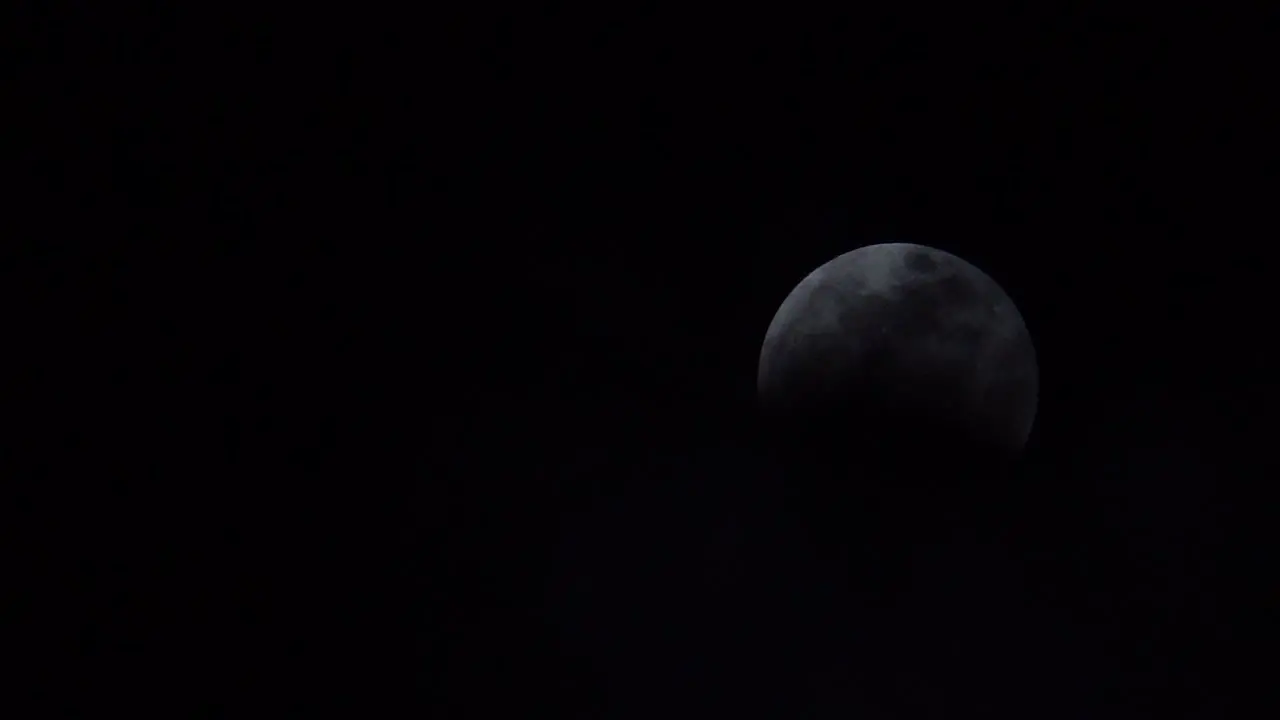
left=757, top=243, right=1038, bottom=457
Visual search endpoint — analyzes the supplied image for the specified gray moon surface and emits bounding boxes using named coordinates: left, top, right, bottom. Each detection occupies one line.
left=757, top=243, right=1038, bottom=456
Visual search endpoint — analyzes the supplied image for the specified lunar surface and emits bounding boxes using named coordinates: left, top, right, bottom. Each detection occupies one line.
left=757, top=243, right=1038, bottom=464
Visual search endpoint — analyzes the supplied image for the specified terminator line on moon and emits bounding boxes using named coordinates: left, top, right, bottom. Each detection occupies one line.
left=757, top=243, right=1038, bottom=459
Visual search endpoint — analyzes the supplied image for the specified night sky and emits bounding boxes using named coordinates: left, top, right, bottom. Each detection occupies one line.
left=17, top=8, right=1272, bottom=718
left=427, top=13, right=1271, bottom=719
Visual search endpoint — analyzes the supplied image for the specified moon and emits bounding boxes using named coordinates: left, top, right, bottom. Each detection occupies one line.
left=757, top=243, right=1038, bottom=466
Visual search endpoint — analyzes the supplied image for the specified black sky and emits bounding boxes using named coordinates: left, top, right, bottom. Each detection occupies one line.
left=16, top=8, right=1273, bottom=718
left=425, top=12, right=1272, bottom=719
